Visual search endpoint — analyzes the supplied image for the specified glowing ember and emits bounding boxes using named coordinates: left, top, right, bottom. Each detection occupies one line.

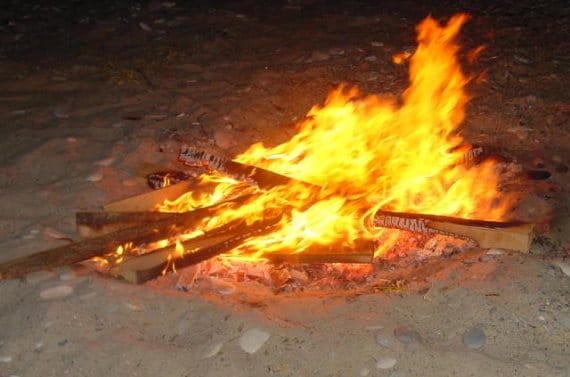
left=156, top=14, right=514, bottom=263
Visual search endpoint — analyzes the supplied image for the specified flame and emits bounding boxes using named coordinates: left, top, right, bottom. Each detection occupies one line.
left=159, top=14, right=514, bottom=260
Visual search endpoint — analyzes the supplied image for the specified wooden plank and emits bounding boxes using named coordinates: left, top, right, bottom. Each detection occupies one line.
left=374, top=210, right=534, bottom=253
left=179, top=146, right=320, bottom=191
left=111, top=219, right=281, bottom=284
left=0, top=209, right=243, bottom=279
left=264, top=240, right=375, bottom=264
left=77, top=194, right=256, bottom=238
left=104, top=180, right=197, bottom=212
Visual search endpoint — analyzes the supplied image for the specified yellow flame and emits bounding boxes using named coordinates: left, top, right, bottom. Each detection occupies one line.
left=159, top=14, right=515, bottom=261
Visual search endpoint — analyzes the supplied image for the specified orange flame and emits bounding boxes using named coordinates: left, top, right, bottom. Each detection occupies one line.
left=160, top=14, right=515, bottom=260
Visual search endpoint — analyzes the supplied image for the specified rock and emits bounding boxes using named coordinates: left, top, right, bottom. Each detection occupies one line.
left=202, top=341, right=224, bottom=359
left=486, top=248, right=504, bottom=256
left=552, top=260, right=570, bottom=277
left=238, top=328, right=270, bottom=354
left=393, top=325, right=421, bottom=344
left=376, top=357, right=397, bottom=369
left=40, top=285, right=74, bottom=301
left=0, top=355, right=12, bottom=363
left=25, top=270, right=55, bottom=285
left=95, top=157, right=116, bottom=167
left=139, top=22, right=152, bottom=32
left=375, top=333, right=394, bottom=349
left=389, top=371, right=407, bottom=377
left=213, top=130, right=236, bottom=149
left=359, top=367, right=370, bottom=376
left=85, top=173, right=103, bottom=182
left=58, top=268, right=76, bottom=281
left=463, top=326, right=486, bottom=350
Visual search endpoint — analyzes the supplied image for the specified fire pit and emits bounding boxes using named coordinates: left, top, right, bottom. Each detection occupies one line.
left=0, top=14, right=535, bottom=291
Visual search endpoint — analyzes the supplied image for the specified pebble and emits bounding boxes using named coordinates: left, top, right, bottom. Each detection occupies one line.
left=139, top=22, right=152, bottom=32
left=213, top=130, right=236, bottom=150
left=85, top=173, right=103, bottom=182
left=25, top=270, right=55, bottom=285
left=34, top=341, right=43, bottom=352
left=40, top=284, right=74, bottom=301
left=486, top=249, right=504, bottom=256
left=0, top=355, right=13, bottom=363
left=359, top=367, right=370, bottom=376
left=202, top=341, right=224, bottom=359
left=376, top=357, right=397, bottom=369
left=58, top=268, right=76, bottom=281
left=393, top=325, right=421, bottom=344
left=364, top=55, right=377, bottom=62
left=552, top=260, right=570, bottom=277
left=238, top=328, right=270, bottom=354
left=463, top=326, right=486, bottom=350
left=95, top=157, right=116, bottom=167
left=43, top=227, right=71, bottom=241
left=389, top=371, right=407, bottom=377
left=375, top=333, right=394, bottom=348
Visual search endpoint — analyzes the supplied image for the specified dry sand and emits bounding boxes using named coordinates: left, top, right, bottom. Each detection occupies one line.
left=0, top=1, right=568, bottom=376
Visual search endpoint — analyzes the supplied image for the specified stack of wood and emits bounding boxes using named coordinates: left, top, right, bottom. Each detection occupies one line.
left=0, top=147, right=534, bottom=284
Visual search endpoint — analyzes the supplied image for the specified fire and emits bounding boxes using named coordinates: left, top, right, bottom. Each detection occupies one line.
left=159, top=14, right=514, bottom=260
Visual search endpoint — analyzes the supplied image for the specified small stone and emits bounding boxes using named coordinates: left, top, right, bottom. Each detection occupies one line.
left=375, top=333, right=394, bottom=348
left=0, top=355, right=13, bottom=363
left=40, top=285, right=74, bottom=301
left=359, top=367, right=370, bottom=376
left=463, top=326, right=486, bottom=350
left=389, top=371, right=407, bottom=377
left=25, top=270, right=55, bottom=285
left=34, top=341, right=43, bottom=352
left=238, top=328, right=270, bottom=354
left=202, top=341, right=223, bottom=359
left=552, top=260, right=570, bottom=277
left=95, top=157, right=115, bottom=167
left=85, top=173, right=103, bottom=182
left=139, top=22, right=152, bottom=32
left=124, top=302, right=142, bottom=311
left=486, top=249, right=504, bottom=256
left=376, top=357, right=397, bottom=369
left=393, top=325, right=421, bottom=344
left=364, top=55, right=377, bottom=62
left=213, top=130, right=236, bottom=149
left=306, top=51, right=330, bottom=62
left=58, top=268, right=76, bottom=281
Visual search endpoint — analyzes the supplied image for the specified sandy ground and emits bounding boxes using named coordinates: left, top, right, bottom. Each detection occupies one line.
left=0, top=1, right=569, bottom=376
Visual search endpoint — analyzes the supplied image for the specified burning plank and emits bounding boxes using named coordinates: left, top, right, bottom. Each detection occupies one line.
left=374, top=210, right=534, bottom=253
left=179, top=146, right=320, bottom=191
left=0, top=207, right=249, bottom=279
left=111, top=219, right=281, bottom=284
left=77, top=194, right=256, bottom=238
left=264, top=240, right=375, bottom=264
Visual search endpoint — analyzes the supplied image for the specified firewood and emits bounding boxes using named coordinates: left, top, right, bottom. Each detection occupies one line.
left=179, top=146, right=320, bottom=191
left=77, top=194, right=256, bottom=238
left=111, top=219, right=281, bottom=284
left=104, top=180, right=197, bottom=212
left=264, top=240, right=375, bottom=264
left=374, top=210, right=534, bottom=253
left=0, top=209, right=246, bottom=280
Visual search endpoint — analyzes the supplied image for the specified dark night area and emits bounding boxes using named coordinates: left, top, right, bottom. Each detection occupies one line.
left=0, top=1, right=568, bottom=376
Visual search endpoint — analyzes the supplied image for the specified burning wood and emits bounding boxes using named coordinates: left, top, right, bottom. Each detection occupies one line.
left=111, top=219, right=281, bottom=284
left=374, top=210, right=534, bottom=253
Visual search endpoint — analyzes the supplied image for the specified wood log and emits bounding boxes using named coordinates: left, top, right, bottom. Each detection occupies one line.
left=0, top=208, right=247, bottom=280
left=104, top=180, right=197, bottom=212
left=374, top=210, right=534, bottom=253
left=77, top=195, right=256, bottom=238
left=111, top=219, right=281, bottom=284
left=179, top=146, right=320, bottom=191
left=263, top=240, right=375, bottom=264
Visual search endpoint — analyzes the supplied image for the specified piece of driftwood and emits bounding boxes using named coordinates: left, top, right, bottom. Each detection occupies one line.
left=0, top=208, right=245, bottom=279
left=264, top=240, right=375, bottom=264
left=111, top=219, right=281, bottom=284
left=374, top=210, right=534, bottom=253
left=179, top=146, right=320, bottom=191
